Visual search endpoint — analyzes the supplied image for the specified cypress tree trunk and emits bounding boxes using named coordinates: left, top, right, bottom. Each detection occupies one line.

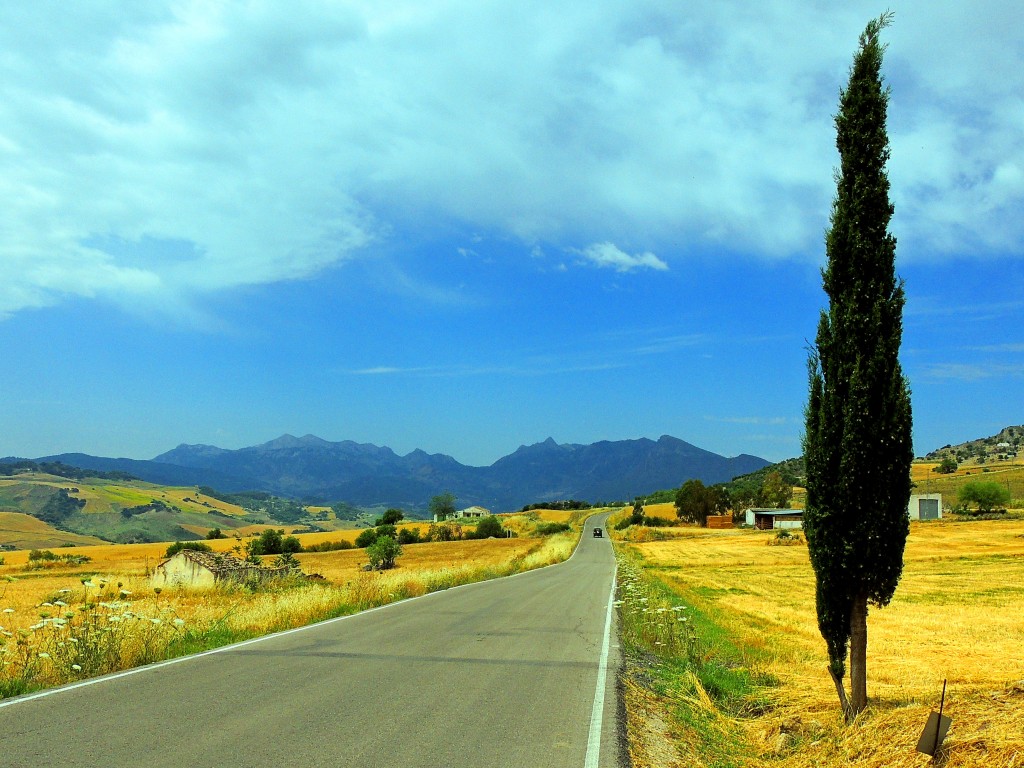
left=803, top=12, right=912, bottom=724
left=849, top=593, right=868, bottom=714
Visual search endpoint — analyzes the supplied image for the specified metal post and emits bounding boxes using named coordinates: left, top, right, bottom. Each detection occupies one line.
left=933, top=679, right=947, bottom=756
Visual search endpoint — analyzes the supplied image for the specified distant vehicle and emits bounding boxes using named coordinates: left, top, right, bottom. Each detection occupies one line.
left=593, top=527, right=603, bottom=538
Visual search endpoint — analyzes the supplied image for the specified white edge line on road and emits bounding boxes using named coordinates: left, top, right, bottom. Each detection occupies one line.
left=0, top=513, right=612, bottom=711
left=584, top=571, right=617, bottom=768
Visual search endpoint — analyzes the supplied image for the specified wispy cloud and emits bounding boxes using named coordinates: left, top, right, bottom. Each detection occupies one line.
left=919, top=362, right=1024, bottom=381
left=705, top=416, right=794, bottom=426
left=574, top=242, right=668, bottom=273
left=349, top=360, right=625, bottom=378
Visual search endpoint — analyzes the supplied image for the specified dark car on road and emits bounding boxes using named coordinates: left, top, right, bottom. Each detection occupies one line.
left=593, top=527, right=603, bottom=538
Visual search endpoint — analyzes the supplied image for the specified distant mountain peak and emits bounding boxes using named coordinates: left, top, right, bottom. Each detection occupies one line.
left=261, top=434, right=331, bottom=450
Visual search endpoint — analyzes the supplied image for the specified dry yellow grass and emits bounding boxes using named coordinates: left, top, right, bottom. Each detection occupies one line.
left=624, top=519, right=1024, bottom=766
left=0, top=512, right=106, bottom=549
left=1, top=526, right=579, bottom=694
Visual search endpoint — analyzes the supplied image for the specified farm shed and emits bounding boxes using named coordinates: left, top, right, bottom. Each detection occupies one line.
left=744, top=508, right=804, bottom=531
left=454, top=505, right=491, bottom=520
left=908, top=493, right=942, bottom=521
left=151, top=550, right=287, bottom=588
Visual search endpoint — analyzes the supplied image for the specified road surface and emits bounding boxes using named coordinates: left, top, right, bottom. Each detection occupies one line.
left=1, top=515, right=623, bottom=768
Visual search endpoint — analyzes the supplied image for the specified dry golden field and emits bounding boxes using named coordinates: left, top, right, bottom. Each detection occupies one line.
left=0, top=515, right=584, bottom=696
left=0, top=511, right=106, bottom=549
left=622, top=518, right=1024, bottom=767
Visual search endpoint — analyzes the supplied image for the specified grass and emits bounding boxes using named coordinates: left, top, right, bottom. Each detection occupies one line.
left=614, top=518, right=1024, bottom=767
left=0, top=511, right=107, bottom=549
left=0, top=512, right=591, bottom=699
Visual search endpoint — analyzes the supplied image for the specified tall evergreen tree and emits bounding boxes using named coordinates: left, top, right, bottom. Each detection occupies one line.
left=803, top=12, right=913, bottom=722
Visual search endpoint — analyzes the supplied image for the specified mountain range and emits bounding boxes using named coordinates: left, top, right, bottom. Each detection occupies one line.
left=31, top=434, right=770, bottom=512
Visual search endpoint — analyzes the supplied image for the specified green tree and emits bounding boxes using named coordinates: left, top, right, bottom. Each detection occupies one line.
left=803, top=12, right=913, bottom=722
left=757, top=471, right=793, bottom=509
left=473, top=515, right=504, bottom=539
left=355, top=528, right=379, bottom=548
left=205, top=527, right=227, bottom=540
left=375, top=508, right=405, bottom=526
left=934, top=456, right=958, bottom=474
left=397, top=527, right=421, bottom=545
left=366, top=536, right=402, bottom=570
left=958, top=481, right=1010, bottom=513
left=429, top=492, right=457, bottom=521
left=674, top=480, right=714, bottom=526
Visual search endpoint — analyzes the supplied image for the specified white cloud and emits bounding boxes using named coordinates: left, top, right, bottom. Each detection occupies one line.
left=0, top=1, right=1020, bottom=319
left=576, top=242, right=668, bottom=272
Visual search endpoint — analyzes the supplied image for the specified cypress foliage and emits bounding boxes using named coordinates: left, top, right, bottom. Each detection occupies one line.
left=803, top=12, right=913, bottom=721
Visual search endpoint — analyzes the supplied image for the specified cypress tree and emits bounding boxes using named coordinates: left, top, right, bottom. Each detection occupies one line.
left=803, top=12, right=913, bottom=722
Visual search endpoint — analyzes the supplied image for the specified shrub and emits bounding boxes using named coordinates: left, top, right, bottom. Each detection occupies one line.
left=165, top=541, right=213, bottom=558
left=468, top=515, right=504, bottom=539
left=374, top=524, right=397, bottom=539
left=355, top=528, right=378, bottom=548
left=366, top=536, right=402, bottom=570
left=535, top=522, right=571, bottom=536
left=206, top=528, right=228, bottom=540
left=426, top=522, right=461, bottom=542
left=397, top=528, right=422, bottom=545
left=304, top=540, right=355, bottom=552
left=375, top=508, right=405, bottom=526
left=273, top=552, right=301, bottom=571
left=959, top=482, right=1011, bottom=513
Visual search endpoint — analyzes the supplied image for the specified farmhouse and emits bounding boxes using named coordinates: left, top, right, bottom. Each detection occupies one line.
left=456, top=505, right=491, bottom=519
left=908, top=493, right=942, bottom=521
left=151, top=549, right=287, bottom=588
left=434, top=505, right=492, bottom=522
left=745, top=508, right=804, bottom=530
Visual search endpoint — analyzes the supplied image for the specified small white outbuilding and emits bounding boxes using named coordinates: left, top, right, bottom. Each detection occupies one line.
left=908, top=493, right=942, bottom=521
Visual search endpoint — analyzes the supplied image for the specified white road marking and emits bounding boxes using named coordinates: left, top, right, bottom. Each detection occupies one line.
left=585, top=572, right=617, bottom=768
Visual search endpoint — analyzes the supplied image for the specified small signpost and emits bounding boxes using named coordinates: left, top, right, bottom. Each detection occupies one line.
left=916, top=680, right=952, bottom=757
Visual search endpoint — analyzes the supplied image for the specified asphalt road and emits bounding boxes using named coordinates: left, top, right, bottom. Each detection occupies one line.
left=1, top=515, right=623, bottom=768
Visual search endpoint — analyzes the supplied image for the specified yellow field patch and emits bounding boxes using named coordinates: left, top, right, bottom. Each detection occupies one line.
left=0, top=511, right=106, bottom=549
left=625, top=518, right=1024, bottom=766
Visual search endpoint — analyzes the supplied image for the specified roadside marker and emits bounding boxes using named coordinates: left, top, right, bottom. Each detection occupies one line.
left=916, top=679, right=951, bottom=756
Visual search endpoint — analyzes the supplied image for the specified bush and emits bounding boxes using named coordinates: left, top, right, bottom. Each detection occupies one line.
left=397, top=528, right=422, bottom=545
left=375, top=508, right=405, bottom=526
left=959, top=481, right=1011, bottom=513
left=355, top=528, right=379, bottom=548
left=426, top=522, right=461, bottom=542
left=467, top=515, right=504, bottom=539
left=206, top=528, right=228, bottom=540
left=164, top=541, right=213, bottom=558
left=304, top=540, right=355, bottom=552
left=366, top=536, right=402, bottom=570
left=535, top=522, right=571, bottom=536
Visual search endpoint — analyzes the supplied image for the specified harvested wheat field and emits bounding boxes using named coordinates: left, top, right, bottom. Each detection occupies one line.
left=0, top=527, right=578, bottom=697
left=0, top=511, right=106, bottom=550
left=625, top=518, right=1024, bottom=767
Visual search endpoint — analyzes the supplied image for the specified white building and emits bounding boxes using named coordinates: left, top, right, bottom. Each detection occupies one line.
left=433, top=505, right=492, bottom=522
left=908, top=493, right=942, bottom=521
left=744, top=508, right=803, bottom=530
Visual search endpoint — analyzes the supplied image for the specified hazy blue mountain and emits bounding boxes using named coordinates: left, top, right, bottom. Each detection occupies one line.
left=40, top=433, right=769, bottom=511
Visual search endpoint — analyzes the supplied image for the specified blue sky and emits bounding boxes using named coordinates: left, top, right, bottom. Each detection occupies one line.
left=1, top=1, right=1021, bottom=467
